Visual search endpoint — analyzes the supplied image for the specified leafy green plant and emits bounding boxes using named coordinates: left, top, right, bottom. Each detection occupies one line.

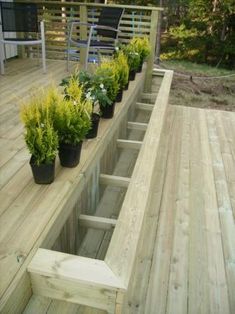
left=61, top=70, right=107, bottom=110
left=54, top=79, right=92, bottom=145
left=121, top=44, right=141, bottom=72
left=114, top=51, right=129, bottom=89
left=61, top=59, right=121, bottom=110
left=130, top=36, right=151, bottom=63
left=20, top=87, right=59, bottom=165
left=60, top=69, right=86, bottom=99
left=95, top=62, right=119, bottom=106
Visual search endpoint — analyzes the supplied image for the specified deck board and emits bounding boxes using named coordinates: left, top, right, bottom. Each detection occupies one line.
left=0, top=58, right=148, bottom=313
left=1, top=59, right=235, bottom=313
left=144, top=106, right=234, bottom=314
left=22, top=107, right=235, bottom=314
left=0, top=59, right=82, bottom=308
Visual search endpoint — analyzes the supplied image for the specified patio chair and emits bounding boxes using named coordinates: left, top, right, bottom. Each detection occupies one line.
left=67, top=7, right=124, bottom=70
left=0, top=1, right=46, bottom=75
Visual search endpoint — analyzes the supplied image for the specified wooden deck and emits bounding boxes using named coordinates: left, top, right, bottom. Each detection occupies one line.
left=130, top=104, right=235, bottom=314
left=0, top=59, right=235, bottom=313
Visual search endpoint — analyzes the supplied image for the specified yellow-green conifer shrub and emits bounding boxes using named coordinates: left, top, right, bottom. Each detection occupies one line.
left=114, top=51, right=129, bottom=89
left=130, top=36, right=151, bottom=63
left=95, top=60, right=119, bottom=103
left=20, top=86, right=59, bottom=165
left=54, top=79, right=92, bottom=145
left=122, top=43, right=141, bottom=72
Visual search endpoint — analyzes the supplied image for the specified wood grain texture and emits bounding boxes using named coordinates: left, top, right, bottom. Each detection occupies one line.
left=2, top=58, right=235, bottom=314
left=145, top=106, right=235, bottom=314
left=99, top=174, right=130, bottom=188
left=0, top=59, right=147, bottom=312
left=105, top=70, right=173, bottom=288
left=79, top=215, right=117, bottom=230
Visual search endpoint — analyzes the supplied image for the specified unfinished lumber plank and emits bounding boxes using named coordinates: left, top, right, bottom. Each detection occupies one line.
left=188, top=108, right=209, bottom=314
left=0, top=62, right=147, bottom=313
left=144, top=10, right=159, bottom=91
left=199, top=109, right=230, bottom=314
left=99, top=174, right=130, bottom=188
left=79, top=215, right=117, bottom=230
left=136, top=102, right=154, bottom=111
left=127, top=121, right=148, bottom=131
left=106, top=70, right=173, bottom=290
left=79, top=111, right=148, bottom=261
left=23, top=295, right=51, bottom=314
left=116, top=139, right=142, bottom=150
left=166, top=106, right=190, bottom=314
left=28, top=249, right=125, bottom=312
left=141, top=92, right=157, bottom=102
left=124, top=105, right=175, bottom=314
left=209, top=110, right=235, bottom=313
left=46, top=299, right=79, bottom=314
left=152, top=68, right=166, bottom=76
left=145, top=106, right=184, bottom=314
left=216, top=111, right=235, bottom=219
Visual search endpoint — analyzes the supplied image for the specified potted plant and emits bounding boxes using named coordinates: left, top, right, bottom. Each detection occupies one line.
left=122, top=43, right=141, bottom=81
left=114, top=51, right=129, bottom=100
left=95, top=62, right=119, bottom=118
left=61, top=70, right=101, bottom=139
left=54, top=78, right=92, bottom=167
left=20, top=87, right=59, bottom=184
left=77, top=70, right=101, bottom=139
left=130, top=36, right=151, bottom=72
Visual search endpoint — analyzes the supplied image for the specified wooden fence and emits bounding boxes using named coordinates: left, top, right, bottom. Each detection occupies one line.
left=32, top=1, right=162, bottom=89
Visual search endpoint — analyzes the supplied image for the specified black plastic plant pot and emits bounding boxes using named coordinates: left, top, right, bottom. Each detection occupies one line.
left=116, top=89, right=123, bottom=103
left=59, top=141, right=83, bottom=168
left=86, top=113, right=100, bottom=139
left=30, top=156, right=55, bottom=184
left=137, top=62, right=143, bottom=73
left=129, top=70, right=136, bottom=81
left=124, top=81, right=129, bottom=90
left=100, top=102, right=115, bottom=119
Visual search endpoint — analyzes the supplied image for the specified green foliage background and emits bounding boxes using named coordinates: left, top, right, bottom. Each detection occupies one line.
left=113, top=0, right=235, bottom=68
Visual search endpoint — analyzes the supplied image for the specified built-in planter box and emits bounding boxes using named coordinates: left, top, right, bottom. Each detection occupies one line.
left=1, top=67, right=173, bottom=314
left=26, top=69, right=173, bottom=313
left=0, top=66, right=147, bottom=313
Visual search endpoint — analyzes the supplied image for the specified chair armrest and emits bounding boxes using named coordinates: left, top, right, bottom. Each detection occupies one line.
left=92, top=25, right=121, bottom=33
left=69, top=21, right=93, bottom=27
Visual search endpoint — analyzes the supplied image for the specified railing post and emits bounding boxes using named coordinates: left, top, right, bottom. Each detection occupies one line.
left=79, top=5, right=88, bottom=68
left=144, top=10, right=159, bottom=92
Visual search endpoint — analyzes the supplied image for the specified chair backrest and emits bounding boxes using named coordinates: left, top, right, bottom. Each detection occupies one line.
left=0, top=2, right=38, bottom=33
left=97, top=7, right=123, bottom=39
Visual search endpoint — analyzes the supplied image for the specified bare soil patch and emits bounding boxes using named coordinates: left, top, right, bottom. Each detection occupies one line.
left=171, top=75, right=235, bottom=111
left=156, top=62, right=235, bottom=112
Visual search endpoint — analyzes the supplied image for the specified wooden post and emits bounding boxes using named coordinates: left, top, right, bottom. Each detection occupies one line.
left=144, top=10, right=159, bottom=92
left=79, top=5, right=88, bottom=68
